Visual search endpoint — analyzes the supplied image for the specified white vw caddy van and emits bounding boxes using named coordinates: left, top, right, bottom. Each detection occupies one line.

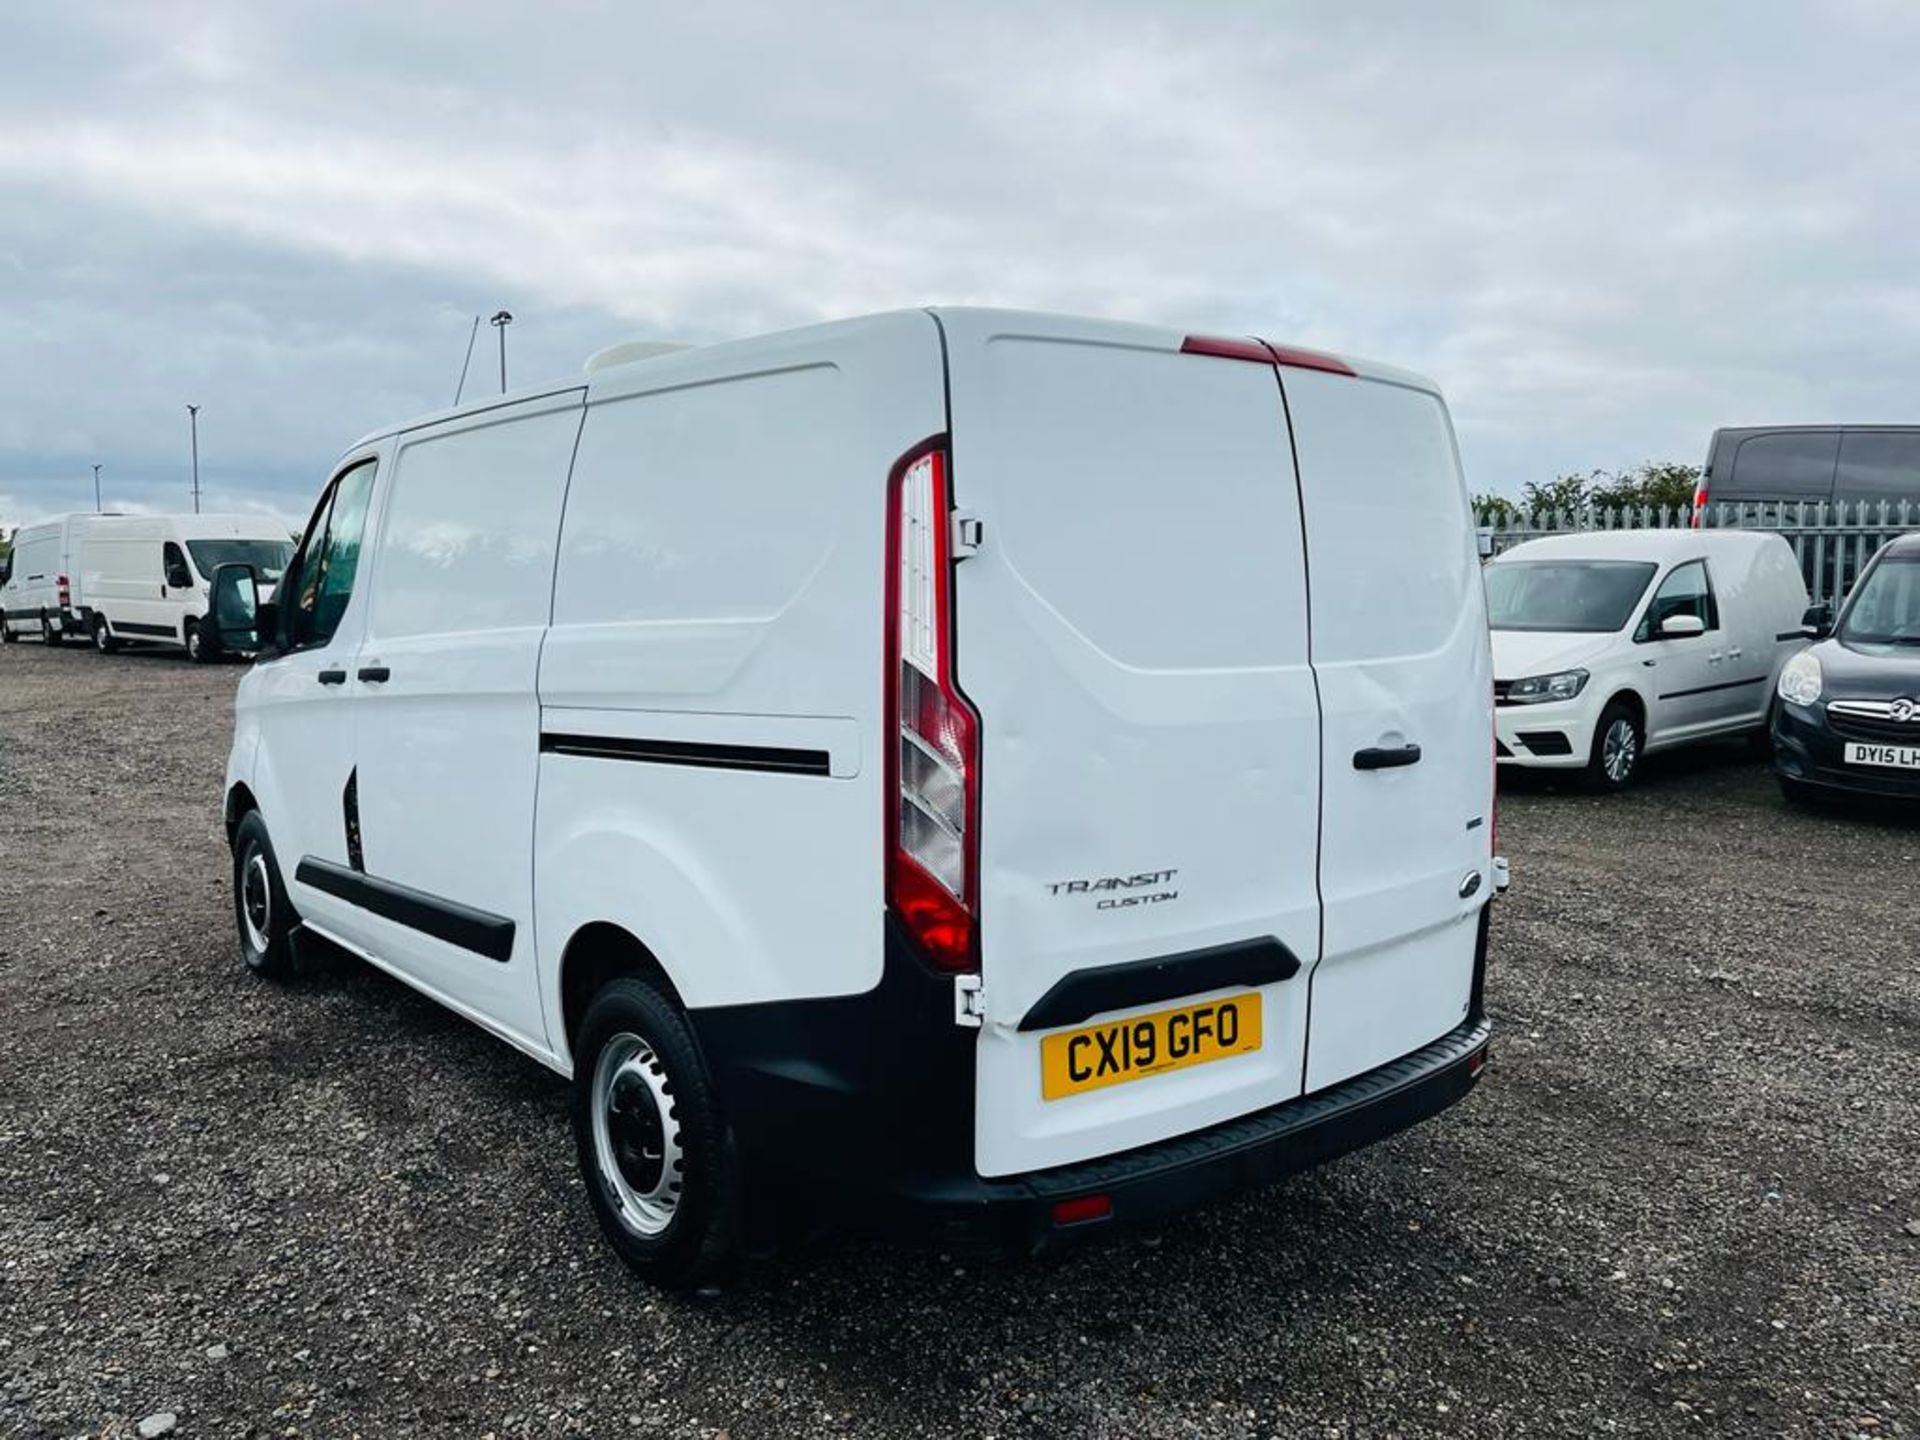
left=1486, top=530, right=1810, bottom=790
left=213, top=310, right=1499, bottom=1286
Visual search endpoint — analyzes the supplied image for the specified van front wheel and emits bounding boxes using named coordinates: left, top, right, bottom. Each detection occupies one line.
left=91, top=617, right=118, bottom=654
left=571, top=977, right=738, bottom=1289
left=1586, top=701, right=1643, bottom=792
left=232, top=811, right=296, bottom=977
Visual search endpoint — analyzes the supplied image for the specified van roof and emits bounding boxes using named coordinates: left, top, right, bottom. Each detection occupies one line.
left=342, top=308, right=1440, bottom=456
left=1491, top=528, right=1782, bottom=565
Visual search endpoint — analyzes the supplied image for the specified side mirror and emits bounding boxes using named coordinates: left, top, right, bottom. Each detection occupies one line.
left=211, top=563, right=261, bottom=653
left=1801, top=601, right=1834, bottom=640
left=1657, top=613, right=1706, bottom=639
left=165, top=564, right=193, bottom=590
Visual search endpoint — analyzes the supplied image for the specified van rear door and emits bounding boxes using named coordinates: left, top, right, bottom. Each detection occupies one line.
left=1279, top=366, right=1493, bottom=1092
left=939, top=312, right=1322, bottom=1178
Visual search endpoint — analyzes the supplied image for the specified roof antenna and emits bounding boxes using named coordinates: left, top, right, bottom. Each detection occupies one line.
left=452, top=314, right=480, bottom=406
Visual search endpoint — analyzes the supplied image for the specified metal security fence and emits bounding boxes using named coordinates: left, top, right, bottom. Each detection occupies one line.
left=1475, top=500, right=1920, bottom=604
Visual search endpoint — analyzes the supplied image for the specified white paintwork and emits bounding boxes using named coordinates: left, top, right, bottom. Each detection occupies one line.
left=1489, top=529, right=1810, bottom=770
left=1, top=514, right=110, bottom=636
left=243, top=452, right=386, bottom=948
left=1283, top=368, right=1493, bottom=1093
left=351, top=390, right=585, bottom=1052
left=65, top=513, right=292, bottom=650
left=939, top=312, right=1322, bottom=1176
left=225, top=306, right=1494, bottom=1181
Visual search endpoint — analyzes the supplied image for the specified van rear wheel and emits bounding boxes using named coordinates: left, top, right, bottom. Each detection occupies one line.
left=41, top=614, right=61, bottom=647
left=571, top=977, right=738, bottom=1289
left=0, top=613, right=15, bottom=643
left=231, top=811, right=296, bottom=977
left=1586, top=701, right=1643, bottom=792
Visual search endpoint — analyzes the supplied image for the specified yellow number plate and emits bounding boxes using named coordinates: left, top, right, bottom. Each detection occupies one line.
left=1040, top=993, right=1262, bottom=1101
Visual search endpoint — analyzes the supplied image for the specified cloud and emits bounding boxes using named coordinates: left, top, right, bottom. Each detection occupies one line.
left=1, top=0, right=1918, bottom=530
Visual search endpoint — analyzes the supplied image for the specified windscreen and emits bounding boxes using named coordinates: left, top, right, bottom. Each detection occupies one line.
left=1839, top=557, right=1920, bottom=645
left=187, top=539, right=294, bottom=583
left=1486, top=560, right=1656, bottom=633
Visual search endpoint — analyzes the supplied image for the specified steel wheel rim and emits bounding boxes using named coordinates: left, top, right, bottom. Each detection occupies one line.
left=1603, top=718, right=1638, bottom=782
left=94, top=625, right=108, bottom=651
left=590, top=1032, right=683, bottom=1238
left=240, top=850, right=272, bottom=954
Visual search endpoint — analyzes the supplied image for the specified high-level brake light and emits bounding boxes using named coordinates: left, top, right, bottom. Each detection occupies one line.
left=885, top=441, right=981, bottom=973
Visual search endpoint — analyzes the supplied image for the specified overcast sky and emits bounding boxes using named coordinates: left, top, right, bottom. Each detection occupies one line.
left=2, top=1, right=1917, bottom=529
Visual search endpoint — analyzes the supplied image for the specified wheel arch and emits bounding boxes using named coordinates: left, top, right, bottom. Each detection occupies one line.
left=224, top=781, right=261, bottom=850
left=557, top=923, right=687, bottom=1066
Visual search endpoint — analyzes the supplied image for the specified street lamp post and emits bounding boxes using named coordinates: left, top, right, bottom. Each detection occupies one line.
left=93, top=464, right=101, bottom=513
left=187, top=405, right=201, bottom=514
left=489, top=310, right=513, bottom=394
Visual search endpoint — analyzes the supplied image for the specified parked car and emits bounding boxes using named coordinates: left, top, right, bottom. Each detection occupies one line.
left=210, top=309, right=1499, bottom=1286
left=1697, top=425, right=1920, bottom=512
left=0, top=513, right=108, bottom=645
left=71, top=513, right=291, bottom=661
left=1773, top=531, right=1920, bottom=803
left=1487, top=530, right=1810, bottom=790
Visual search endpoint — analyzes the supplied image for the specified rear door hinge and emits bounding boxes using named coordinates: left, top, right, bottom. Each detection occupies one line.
left=953, top=974, right=985, bottom=1027
left=951, top=511, right=983, bottom=560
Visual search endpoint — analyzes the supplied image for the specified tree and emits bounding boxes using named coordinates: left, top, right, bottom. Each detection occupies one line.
left=1472, top=493, right=1518, bottom=523
left=1590, top=461, right=1700, bottom=512
left=1516, top=462, right=1703, bottom=516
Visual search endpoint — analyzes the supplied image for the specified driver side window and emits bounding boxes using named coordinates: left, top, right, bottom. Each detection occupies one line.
left=1635, top=559, right=1718, bottom=641
left=163, top=542, right=192, bottom=589
left=287, top=459, right=378, bottom=650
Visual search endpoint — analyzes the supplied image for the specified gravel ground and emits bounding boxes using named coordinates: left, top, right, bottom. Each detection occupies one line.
left=1, top=638, right=1915, bottom=1440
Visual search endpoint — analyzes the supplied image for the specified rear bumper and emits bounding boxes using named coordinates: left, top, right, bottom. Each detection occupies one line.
left=693, top=913, right=1493, bottom=1251
left=878, top=1014, right=1491, bottom=1250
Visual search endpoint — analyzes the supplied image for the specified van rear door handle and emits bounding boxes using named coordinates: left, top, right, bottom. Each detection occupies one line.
left=317, top=668, right=347, bottom=685
left=357, top=665, right=391, bottom=683
left=1354, top=743, right=1422, bottom=770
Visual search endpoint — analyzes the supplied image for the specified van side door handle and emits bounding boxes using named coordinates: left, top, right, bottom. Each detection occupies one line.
left=357, top=665, right=390, bottom=683
left=317, top=668, right=347, bottom=686
left=1354, top=743, right=1422, bottom=770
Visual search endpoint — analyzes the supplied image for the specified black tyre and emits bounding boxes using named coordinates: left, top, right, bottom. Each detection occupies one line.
left=41, top=613, right=61, bottom=647
left=186, top=616, right=217, bottom=663
left=571, top=977, right=738, bottom=1288
left=91, top=616, right=118, bottom=654
left=0, top=612, right=15, bottom=643
left=231, top=810, right=297, bottom=977
left=1585, top=699, right=1643, bottom=792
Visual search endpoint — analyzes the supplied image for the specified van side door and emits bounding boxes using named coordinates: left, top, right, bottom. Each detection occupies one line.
left=1635, top=560, right=1728, bottom=738
left=345, top=392, right=584, bottom=1057
left=256, top=454, right=383, bottom=945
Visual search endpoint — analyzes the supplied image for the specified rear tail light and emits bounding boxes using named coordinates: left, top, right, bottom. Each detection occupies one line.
left=885, top=441, right=981, bottom=973
left=1691, top=477, right=1709, bottom=528
left=1051, top=1193, right=1113, bottom=1226
left=56, top=573, right=71, bottom=607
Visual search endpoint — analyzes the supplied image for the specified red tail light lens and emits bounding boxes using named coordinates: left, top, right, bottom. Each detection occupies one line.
left=1691, top=481, right=1708, bottom=528
left=885, top=442, right=981, bottom=973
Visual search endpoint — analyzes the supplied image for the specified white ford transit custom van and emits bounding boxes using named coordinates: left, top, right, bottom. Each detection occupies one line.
left=213, top=310, right=1499, bottom=1286
left=1487, top=530, right=1810, bottom=789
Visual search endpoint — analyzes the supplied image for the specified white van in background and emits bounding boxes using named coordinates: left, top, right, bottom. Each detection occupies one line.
left=1487, top=529, right=1811, bottom=789
left=75, top=514, right=293, bottom=660
left=0, top=513, right=106, bottom=645
left=212, top=309, right=1500, bottom=1286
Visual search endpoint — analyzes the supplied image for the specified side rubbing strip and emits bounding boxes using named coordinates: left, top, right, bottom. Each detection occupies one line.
left=1019, top=938, right=1302, bottom=1032
left=294, top=857, right=515, bottom=962
left=540, top=732, right=831, bottom=776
